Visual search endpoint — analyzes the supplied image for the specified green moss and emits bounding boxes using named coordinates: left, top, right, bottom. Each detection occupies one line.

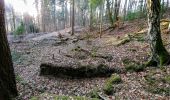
left=89, top=88, right=99, bottom=98
left=125, top=64, right=145, bottom=72
left=122, top=58, right=132, bottom=65
left=109, top=74, right=122, bottom=84
left=15, top=75, right=22, bottom=82
left=103, top=74, right=122, bottom=95
left=162, top=75, right=170, bottom=84
left=144, top=74, right=157, bottom=85
left=30, top=97, right=38, bottom=100
left=159, top=52, right=170, bottom=66
left=123, top=58, right=145, bottom=72
left=103, top=82, right=114, bottom=95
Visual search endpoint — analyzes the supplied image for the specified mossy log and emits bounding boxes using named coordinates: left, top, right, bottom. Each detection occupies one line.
left=40, top=63, right=116, bottom=78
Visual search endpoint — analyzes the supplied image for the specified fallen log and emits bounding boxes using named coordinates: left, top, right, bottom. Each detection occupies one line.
left=40, top=63, right=119, bottom=78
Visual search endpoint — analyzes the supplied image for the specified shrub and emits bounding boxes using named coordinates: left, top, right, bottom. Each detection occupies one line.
left=14, top=22, right=25, bottom=35
left=89, top=88, right=99, bottom=98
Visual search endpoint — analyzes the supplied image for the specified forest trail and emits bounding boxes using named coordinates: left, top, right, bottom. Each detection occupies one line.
left=31, top=27, right=72, bottom=41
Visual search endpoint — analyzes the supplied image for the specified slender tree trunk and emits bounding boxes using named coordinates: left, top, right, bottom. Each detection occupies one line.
left=167, top=0, right=169, bottom=8
left=71, top=0, right=75, bottom=35
left=106, top=0, right=114, bottom=26
left=0, top=0, right=18, bottom=99
left=123, top=0, right=128, bottom=22
left=89, top=3, right=93, bottom=31
left=146, top=0, right=170, bottom=66
left=114, top=0, right=121, bottom=22
left=65, top=1, right=68, bottom=28
left=5, top=14, right=9, bottom=32
left=11, top=7, right=15, bottom=31
left=100, top=1, right=104, bottom=38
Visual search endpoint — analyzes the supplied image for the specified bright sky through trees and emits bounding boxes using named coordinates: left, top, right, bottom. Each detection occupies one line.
left=5, top=0, right=37, bottom=16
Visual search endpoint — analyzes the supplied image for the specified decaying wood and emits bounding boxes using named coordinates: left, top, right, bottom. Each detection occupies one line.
left=40, top=63, right=115, bottom=78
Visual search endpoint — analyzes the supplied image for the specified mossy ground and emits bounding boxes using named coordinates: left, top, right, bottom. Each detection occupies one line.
left=144, top=69, right=170, bottom=96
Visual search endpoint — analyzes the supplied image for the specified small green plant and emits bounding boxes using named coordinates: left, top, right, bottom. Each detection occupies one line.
left=30, top=97, right=38, bottom=100
left=15, top=75, right=22, bottom=82
left=14, top=22, right=25, bottom=36
left=91, top=47, right=98, bottom=57
left=103, top=82, right=114, bottom=95
left=89, top=88, right=99, bottom=98
left=144, top=74, right=157, bottom=85
left=11, top=51, right=22, bottom=62
left=103, top=74, right=122, bottom=95
left=162, top=75, right=170, bottom=84
left=109, top=74, right=122, bottom=84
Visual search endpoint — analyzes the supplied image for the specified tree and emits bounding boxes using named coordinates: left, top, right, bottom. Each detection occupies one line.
left=113, top=0, right=121, bottom=22
left=106, top=0, right=114, bottom=26
left=146, top=0, right=170, bottom=66
left=0, top=0, right=18, bottom=99
left=71, top=0, right=75, bottom=35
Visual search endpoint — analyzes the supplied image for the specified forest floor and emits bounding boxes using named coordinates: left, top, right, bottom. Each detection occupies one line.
left=10, top=19, right=170, bottom=100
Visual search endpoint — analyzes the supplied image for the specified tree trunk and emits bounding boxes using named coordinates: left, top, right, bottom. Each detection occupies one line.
left=71, top=0, right=75, bottom=35
left=123, top=0, right=128, bottom=22
left=106, top=0, right=114, bottom=26
left=11, top=7, right=15, bottom=31
left=99, top=1, right=104, bottom=38
left=89, top=3, right=93, bottom=31
left=113, top=0, right=121, bottom=22
left=146, top=0, right=170, bottom=66
left=0, top=0, right=18, bottom=99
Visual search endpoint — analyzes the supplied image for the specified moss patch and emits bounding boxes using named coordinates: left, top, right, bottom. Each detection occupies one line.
left=89, top=88, right=100, bottom=99
left=103, top=74, right=122, bottom=95
left=162, top=75, right=170, bottom=84
left=123, top=58, right=145, bottom=72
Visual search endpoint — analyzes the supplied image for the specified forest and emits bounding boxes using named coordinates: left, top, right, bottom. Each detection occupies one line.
left=0, top=0, right=170, bottom=99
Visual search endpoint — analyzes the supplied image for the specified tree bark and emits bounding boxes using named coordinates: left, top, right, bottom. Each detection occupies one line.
left=146, top=0, right=170, bottom=66
left=0, top=0, right=18, bottom=99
